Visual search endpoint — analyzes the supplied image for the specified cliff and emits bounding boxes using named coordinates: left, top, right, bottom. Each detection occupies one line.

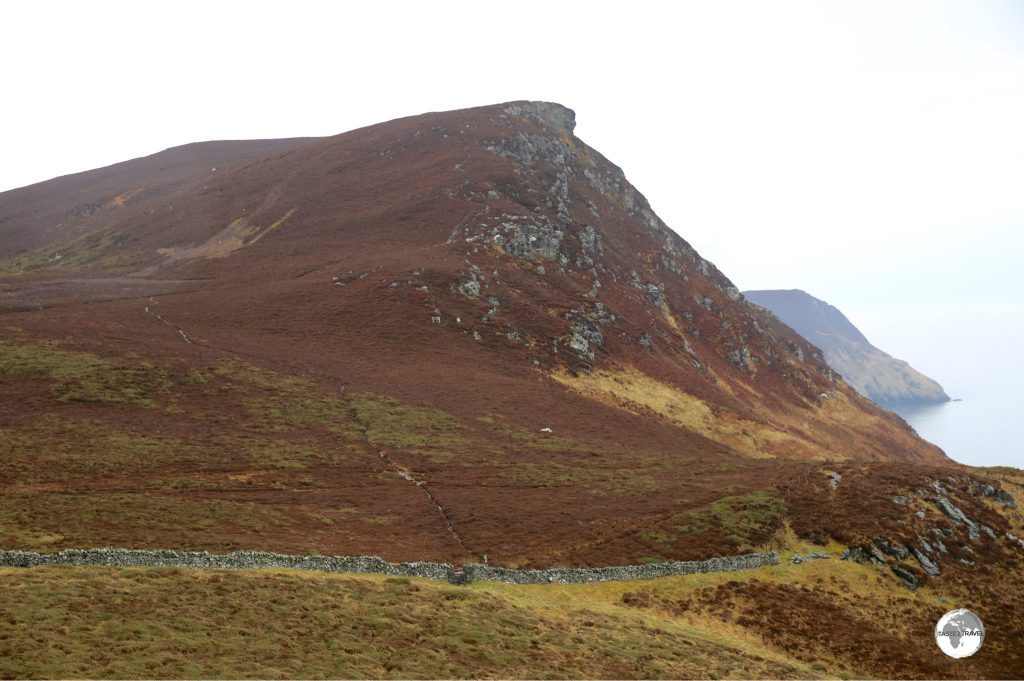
left=743, top=289, right=950, bottom=406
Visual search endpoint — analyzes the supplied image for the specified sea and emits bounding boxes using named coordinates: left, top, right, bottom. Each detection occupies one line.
left=850, top=305, right=1022, bottom=471
left=887, top=362, right=1022, bottom=470
left=892, top=387, right=1019, bottom=466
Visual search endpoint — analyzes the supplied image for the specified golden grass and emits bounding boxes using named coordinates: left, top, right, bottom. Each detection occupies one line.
left=0, top=565, right=824, bottom=680
left=2, top=546, right=985, bottom=680
left=550, top=367, right=814, bottom=459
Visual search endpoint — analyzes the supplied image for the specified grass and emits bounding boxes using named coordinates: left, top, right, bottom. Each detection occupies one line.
left=0, top=494, right=295, bottom=552
left=348, top=392, right=477, bottom=462
left=0, top=338, right=782, bottom=560
left=0, top=340, right=171, bottom=407
left=3, top=549, right=1007, bottom=679
left=624, top=490, right=789, bottom=555
left=0, top=565, right=821, bottom=679
left=0, top=227, right=149, bottom=275
left=550, top=367, right=809, bottom=459
left=500, top=462, right=660, bottom=497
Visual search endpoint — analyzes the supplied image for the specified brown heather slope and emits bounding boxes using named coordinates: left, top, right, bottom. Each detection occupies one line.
left=0, top=101, right=1018, bottom=565
left=2, top=101, right=1024, bottom=677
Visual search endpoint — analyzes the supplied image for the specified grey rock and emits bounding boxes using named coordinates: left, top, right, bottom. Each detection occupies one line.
left=932, top=496, right=980, bottom=540
left=567, top=333, right=593, bottom=360
left=728, top=347, right=753, bottom=372
left=892, top=495, right=911, bottom=506
left=491, top=215, right=563, bottom=261
left=891, top=564, right=921, bottom=589
left=911, top=547, right=941, bottom=577
left=643, top=283, right=665, bottom=307
left=841, top=547, right=881, bottom=565
left=571, top=320, right=604, bottom=347
left=579, top=225, right=603, bottom=255
left=965, top=478, right=1017, bottom=508
left=994, top=489, right=1017, bottom=508
left=927, top=530, right=949, bottom=554
left=875, top=540, right=909, bottom=561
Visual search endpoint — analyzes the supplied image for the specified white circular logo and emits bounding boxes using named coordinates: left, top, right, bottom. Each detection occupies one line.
left=935, top=608, right=985, bottom=658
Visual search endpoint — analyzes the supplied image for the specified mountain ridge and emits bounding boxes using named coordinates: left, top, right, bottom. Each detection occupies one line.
left=743, top=288, right=950, bottom=406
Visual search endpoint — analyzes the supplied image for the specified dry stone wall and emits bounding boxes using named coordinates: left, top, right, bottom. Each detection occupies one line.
left=0, top=548, right=778, bottom=585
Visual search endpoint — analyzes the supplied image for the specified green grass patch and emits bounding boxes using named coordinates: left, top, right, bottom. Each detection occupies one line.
left=348, top=393, right=476, bottom=460
left=0, top=340, right=171, bottom=406
left=0, top=228, right=140, bottom=275
left=670, top=490, right=787, bottom=551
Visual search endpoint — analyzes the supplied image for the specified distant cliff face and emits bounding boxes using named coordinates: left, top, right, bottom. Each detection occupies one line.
left=743, top=289, right=949, bottom=407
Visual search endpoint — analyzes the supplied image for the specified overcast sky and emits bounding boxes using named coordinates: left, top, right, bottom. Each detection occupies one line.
left=4, top=0, right=1023, bottom=384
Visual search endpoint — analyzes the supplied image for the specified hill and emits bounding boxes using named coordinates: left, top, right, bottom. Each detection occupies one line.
left=1, top=101, right=1022, bottom=678
left=743, top=289, right=950, bottom=406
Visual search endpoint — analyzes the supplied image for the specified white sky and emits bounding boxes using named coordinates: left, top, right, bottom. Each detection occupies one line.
left=3, top=0, right=1023, bottom=384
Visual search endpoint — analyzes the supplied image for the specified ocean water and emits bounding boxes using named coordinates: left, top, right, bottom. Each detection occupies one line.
left=888, top=372, right=1022, bottom=470
left=840, top=304, right=1023, bottom=471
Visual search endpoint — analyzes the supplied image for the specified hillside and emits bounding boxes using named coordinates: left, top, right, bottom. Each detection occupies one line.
left=1, top=101, right=1022, bottom=678
left=743, top=289, right=950, bottom=406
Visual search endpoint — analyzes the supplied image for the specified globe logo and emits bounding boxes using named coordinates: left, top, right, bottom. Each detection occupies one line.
left=935, top=609, right=985, bottom=658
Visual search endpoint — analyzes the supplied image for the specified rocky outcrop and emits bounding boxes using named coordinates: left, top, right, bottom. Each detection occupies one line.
left=743, top=289, right=949, bottom=407
left=932, top=495, right=981, bottom=541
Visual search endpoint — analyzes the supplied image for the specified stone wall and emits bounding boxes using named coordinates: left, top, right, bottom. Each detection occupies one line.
left=0, top=548, right=778, bottom=585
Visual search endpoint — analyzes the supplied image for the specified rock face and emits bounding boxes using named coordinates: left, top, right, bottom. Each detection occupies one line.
left=743, top=289, right=949, bottom=407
